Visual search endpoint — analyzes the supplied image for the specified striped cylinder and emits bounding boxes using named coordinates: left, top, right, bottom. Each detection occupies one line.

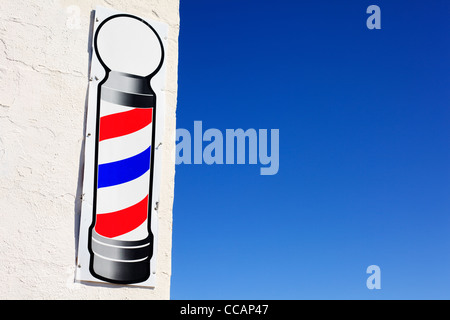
left=89, top=71, right=155, bottom=284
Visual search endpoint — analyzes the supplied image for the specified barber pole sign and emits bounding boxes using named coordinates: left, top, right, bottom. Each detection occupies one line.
left=76, top=7, right=167, bottom=286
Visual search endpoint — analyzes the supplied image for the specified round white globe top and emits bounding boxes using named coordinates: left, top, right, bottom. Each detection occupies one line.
left=95, top=15, right=163, bottom=77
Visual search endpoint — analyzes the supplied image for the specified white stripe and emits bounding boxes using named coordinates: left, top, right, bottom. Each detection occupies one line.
left=96, top=170, right=150, bottom=214
left=100, top=100, right=135, bottom=117
left=98, top=123, right=152, bottom=164
left=92, top=252, right=148, bottom=263
left=112, top=221, right=149, bottom=241
left=92, top=236, right=150, bottom=249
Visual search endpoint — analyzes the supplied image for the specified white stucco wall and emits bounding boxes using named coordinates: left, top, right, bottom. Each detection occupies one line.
left=0, top=0, right=179, bottom=299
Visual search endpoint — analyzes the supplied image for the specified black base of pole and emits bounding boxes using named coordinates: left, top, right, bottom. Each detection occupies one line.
left=89, top=230, right=151, bottom=284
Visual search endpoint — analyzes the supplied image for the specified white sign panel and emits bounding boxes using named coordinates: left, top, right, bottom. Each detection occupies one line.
left=76, top=6, right=168, bottom=287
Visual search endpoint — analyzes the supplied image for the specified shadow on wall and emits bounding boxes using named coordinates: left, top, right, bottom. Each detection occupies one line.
left=73, top=10, right=95, bottom=265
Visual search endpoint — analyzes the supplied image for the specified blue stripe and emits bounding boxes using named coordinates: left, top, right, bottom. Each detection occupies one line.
left=97, top=146, right=151, bottom=188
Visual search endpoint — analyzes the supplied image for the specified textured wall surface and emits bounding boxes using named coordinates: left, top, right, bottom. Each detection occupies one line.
left=0, top=0, right=179, bottom=299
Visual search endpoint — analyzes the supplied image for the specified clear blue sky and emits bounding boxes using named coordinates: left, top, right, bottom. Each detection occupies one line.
left=170, top=0, right=450, bottom=299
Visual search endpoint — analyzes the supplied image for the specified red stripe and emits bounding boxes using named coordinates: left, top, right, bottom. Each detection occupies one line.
left=99, top=108, right=152, bottom=141
left=95, top=195, right=148, bottom=238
